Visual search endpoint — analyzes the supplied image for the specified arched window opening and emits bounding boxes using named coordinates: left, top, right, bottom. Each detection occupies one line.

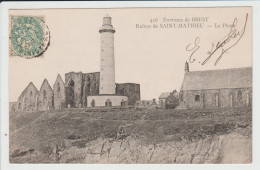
left=43, top=90, right=47, bottom=104
left=91, top=99, right=95, bottom=107
left=105, top=99, right=112, bottom=107
left=87, top=76, right=91, bottom=82
left=30, top=91, right=33, bottom=102
left=57, top=82, right=60, bottom=92
left=67, top=79, right=75, bottom=107
left=69, top=80, right=74, bottom=87
left=121, top=99, right=125, bottom=107
left=237, top=90, right=242, bottom=101
left=87, top=83, right=91, bottom=89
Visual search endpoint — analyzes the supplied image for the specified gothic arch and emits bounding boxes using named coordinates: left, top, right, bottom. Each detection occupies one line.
left=29, top=91, right=34, bottom=110
left=66, top=79, right=75, bottom=107
left=57, top=82, right=60, bottom=92
left=43, top=90, right=47, bottom=105
left=68, top=79, right=74, bottom=87
left=82, top=82, right=88, bottom=107
left=87, top=75, right=91, bottom=82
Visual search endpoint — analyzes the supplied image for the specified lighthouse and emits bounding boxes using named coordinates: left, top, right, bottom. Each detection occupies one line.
left=99, top=15, right=116, bottom=94
left=85, top=15, right=128, bottom=107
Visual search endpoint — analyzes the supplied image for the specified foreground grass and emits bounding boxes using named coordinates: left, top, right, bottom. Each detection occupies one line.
left=9, top=107, right=252, bottom=163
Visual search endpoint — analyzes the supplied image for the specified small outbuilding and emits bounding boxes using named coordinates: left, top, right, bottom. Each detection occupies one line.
left=159, top=90, right=179, bottom=109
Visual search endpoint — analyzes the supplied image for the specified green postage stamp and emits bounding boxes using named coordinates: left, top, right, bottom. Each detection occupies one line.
left=9, top=16, right=50, bottom=58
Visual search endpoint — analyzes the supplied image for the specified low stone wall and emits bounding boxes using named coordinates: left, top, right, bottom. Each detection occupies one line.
left=87, top=95, right=128, bottom=107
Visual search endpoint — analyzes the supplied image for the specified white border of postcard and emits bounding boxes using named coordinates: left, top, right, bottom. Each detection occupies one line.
left=1, top=1, right=260, bottom=170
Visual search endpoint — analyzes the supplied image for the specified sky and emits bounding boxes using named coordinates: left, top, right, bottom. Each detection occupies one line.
left=9, top=7, right=252, bottom=102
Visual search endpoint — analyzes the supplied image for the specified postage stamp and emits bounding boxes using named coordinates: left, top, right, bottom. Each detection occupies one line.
left=9, top=16, right=50, bottom=58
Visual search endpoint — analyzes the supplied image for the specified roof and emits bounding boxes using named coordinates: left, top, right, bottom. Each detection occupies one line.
left=116, top=83, right=139, bottom=85
left=159, top=92, right=171, bottom=99
left=88, top=94, right=126, bottom=96
left=18, top=82, right=38, bottom=100
left=54, top=74, right=65, bottom=86
left=83, top=72, right=100, bottom=75
left=181, top=67, right=252, bottom=91
left=39, top=79, right=53, bottom=92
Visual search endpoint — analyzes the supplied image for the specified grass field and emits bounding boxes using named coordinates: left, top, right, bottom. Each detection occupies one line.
left=9, top=107, right=252, bottom=163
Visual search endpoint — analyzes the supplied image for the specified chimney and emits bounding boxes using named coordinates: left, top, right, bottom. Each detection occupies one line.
left=185, top=61, right=189, bottom=73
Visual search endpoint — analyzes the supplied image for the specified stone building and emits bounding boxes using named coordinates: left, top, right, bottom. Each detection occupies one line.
left=159, top=90, right=179, bottom=109
left=159, top=92, right=171, bottom=107
left=116, top=83, right=141, bottom=105
left=65, top=72, right=100, bottom=108
left=87, top=95, right=128, bottom=107
left=37, top=79, right=54, bottom=111
left=16, top=82, right=39, bottom=111
left=53, top=74, right=65, bottom=109
left=179, top=62, right=252, bottom=109
left=12, top=16, right=141, bottom=111
left=136, top=99, right=157, bottom=106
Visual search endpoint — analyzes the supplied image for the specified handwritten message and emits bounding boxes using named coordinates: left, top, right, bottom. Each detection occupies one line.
left=136, top=14, right=248, bottom=66
left=186, top=13, right=248, bottom=66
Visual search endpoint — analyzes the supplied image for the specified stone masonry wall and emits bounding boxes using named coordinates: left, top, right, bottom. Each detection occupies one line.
left=53, top=75, right=65, bottom=109
left=181, top=88, right=252, bottom=109
left=65, top=72, right=83, bottom=108
left=37, top=80, right=54, bottom=111
left=82, top=72, right=100, bottom=107
left=116, top=83, right=141, bottom=105
left=16, top=82, right=38, bottom=111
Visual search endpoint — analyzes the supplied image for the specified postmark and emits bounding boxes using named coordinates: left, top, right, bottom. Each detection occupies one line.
left=9, top=16, right=50, bottom=59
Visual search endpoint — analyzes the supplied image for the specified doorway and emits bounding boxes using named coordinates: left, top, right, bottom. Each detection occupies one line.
left=105, top=99, right=112, bottom=107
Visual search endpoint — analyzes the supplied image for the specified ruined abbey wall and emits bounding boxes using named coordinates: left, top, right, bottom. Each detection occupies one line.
left=82, top=72, right=100, bottom=107
left=37, top=79, right=54, bottom=111
left=116, top=83, right=141, bottom=105
left=65, top=72, right=83, bottom=108
left=65, top=72, right=100, bottom=108
left=12, top=72, right=139, bottom=111
left=53, top=74, right=65, bottom=109
left=16, top=82, right=38, bottom=111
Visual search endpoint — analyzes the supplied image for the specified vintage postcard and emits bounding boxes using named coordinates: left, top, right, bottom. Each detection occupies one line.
left=5, top=6, right=253, bottom=165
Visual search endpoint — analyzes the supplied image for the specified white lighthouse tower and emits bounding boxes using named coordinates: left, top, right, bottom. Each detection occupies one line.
left=86, top=15, right=128, bottom=107
left=99, top=15, right=116, bottom=94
